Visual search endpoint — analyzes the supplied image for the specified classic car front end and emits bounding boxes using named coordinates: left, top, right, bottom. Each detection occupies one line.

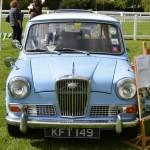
left=5, top=11, right=139, bottom=138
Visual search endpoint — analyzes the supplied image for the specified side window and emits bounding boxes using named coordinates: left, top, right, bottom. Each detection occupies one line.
left=26, top=24, right=49, bottom=50
left=26, top=25, right=38, bottom=50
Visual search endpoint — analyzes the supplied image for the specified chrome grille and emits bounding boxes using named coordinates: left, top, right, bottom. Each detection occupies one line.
left=90, top=106, right=118, bottom=117
left=27, top=105, right=56, bottom=117
left=56, top=79, right=90, bottom=117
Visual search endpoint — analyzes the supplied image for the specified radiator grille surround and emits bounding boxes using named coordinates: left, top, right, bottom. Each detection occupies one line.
left=56, top=78, right=90, bottom=117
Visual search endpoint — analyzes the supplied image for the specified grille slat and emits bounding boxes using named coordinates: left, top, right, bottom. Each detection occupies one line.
left=56, top=79, right=89, bottom=117
left=90, top=106, right=118, bottom=117
left=27, top=105, right=56, bottom=117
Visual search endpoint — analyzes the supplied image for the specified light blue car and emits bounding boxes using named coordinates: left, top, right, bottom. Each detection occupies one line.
left=5, top=10, right=139, bottom=138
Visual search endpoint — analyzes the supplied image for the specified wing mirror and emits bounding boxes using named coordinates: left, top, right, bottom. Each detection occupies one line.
left=4, top=57, right=15, bottom=67
left=12, top=40, right=21, bottom=49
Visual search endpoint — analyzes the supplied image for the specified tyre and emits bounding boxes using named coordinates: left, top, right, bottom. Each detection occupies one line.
left=122, top=125, right=139, bottom=139
left=7, top=124, right=23, bottom=137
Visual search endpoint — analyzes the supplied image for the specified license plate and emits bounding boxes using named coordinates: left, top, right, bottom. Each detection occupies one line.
left=44, top=128, right=100, bottom=138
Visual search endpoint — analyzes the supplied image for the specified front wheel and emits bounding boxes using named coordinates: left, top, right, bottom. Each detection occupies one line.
left=7, top=124, right=23, bottom=137
left=122, top=126, right=139, bottom=139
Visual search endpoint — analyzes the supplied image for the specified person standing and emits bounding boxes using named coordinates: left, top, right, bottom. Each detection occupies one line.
left=9, top=1, right=22, bottom=43
left=12, top=0, right=24, bottom=38
left=28, top=0, right=46, bottom=19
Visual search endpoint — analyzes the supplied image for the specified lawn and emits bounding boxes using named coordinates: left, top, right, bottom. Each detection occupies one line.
left=1, top=18, right=150, bottom=150
left=122, top=22, right=150, bottom=35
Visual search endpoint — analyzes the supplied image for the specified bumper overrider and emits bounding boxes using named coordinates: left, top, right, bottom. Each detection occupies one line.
left=6, top=111, right=139, bottom=134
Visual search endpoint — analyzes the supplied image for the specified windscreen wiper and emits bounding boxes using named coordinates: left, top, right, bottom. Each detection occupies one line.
left=26, top=49, right=46, bottom=52
left=26, top=49, right=60, bottom=54
left=56, top=48, right=90, bottom=55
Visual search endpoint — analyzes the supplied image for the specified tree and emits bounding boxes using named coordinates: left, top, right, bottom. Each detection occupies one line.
left=46, top=0, right=61, bottom=10
left=132, top=0, right=141, bottom=12
left=114, top=0, right=141, bottom=11
left=59, top=0, right=115, bottom=10
left=59, top=0, right=94, bottom=10
left=114, top=0, right=131, bottom=10
left=2, top=0, right=33, bottom=10
left=3, top=0, right=11, bottom=10
left=95, top=0, right=115, bottom=11
left=19, top=0, right=33, bottom=10
left=141, top=0, right=150, bottom=11
left=2, top=0, right=143, bottom=11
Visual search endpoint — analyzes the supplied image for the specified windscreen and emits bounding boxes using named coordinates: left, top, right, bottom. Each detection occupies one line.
left=25, top=22, right=124, bottom=54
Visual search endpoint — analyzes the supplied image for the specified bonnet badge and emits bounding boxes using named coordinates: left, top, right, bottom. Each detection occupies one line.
left=67, top=82, right=78, bottom=89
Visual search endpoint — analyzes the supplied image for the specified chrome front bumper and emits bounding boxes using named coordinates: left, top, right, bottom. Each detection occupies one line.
left=6, top=113, right=139, bottom=134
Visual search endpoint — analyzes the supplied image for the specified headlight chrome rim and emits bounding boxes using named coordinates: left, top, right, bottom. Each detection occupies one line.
left=8, top=77, right=30, bottom=99
left=116, top=78, right=136, bottom=100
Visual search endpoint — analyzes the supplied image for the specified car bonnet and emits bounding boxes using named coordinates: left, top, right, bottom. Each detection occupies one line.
left=31, top=56, right=117, bottom=93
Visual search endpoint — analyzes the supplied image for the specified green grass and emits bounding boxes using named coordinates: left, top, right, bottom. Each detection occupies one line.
left=125, top=39, right=150, bottom=61
left=122, top=22, right=150, bottom=35
left=1, top=19, right=150, bottom=150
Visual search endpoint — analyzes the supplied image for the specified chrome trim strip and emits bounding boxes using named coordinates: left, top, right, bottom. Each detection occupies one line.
left=6, top=116, right=139, bottom=129
left=56, top=74, right=90, bottom=81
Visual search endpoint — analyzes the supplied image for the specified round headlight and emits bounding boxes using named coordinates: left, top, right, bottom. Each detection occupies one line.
left=116, top=78, right=136, bottom=100
left=8, top=77, right=30, bottom=99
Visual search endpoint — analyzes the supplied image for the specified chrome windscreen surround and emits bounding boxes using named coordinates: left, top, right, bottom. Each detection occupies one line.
left=56, top=75, right=90, bottom=118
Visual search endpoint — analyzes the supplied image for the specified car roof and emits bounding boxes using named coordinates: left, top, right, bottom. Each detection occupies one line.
left=54, top=9, right=93, bottom=13
left=30, top=12, right=118, bottom=22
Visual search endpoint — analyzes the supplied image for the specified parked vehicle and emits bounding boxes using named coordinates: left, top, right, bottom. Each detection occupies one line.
left=5, top=10, right=139, bottom=138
